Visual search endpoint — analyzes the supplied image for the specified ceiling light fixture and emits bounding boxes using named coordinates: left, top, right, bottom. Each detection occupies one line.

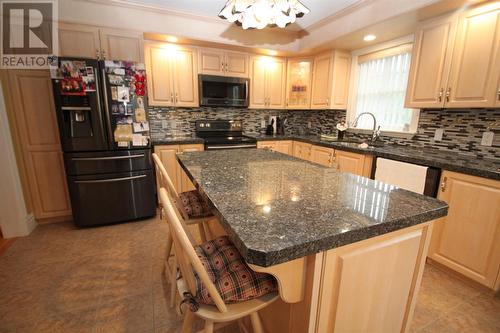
left=219, top=0, right=310, bottom=30
left=363, top=34, right=377, bottom=42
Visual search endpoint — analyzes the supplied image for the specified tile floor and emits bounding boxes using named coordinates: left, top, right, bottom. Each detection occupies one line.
left=0, top=216, right=499, bottom=333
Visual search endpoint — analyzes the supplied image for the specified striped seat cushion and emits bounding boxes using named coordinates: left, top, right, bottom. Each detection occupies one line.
left=178, top=190, right=212, bottom=219
left=194, top=236, right=278, bottom=304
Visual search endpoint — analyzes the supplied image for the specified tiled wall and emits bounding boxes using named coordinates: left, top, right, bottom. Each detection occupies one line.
left=148, top=107, right=500, bottom=159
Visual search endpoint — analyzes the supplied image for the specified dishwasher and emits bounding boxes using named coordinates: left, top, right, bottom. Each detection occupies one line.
left=374, top=157, right=441, bottom=197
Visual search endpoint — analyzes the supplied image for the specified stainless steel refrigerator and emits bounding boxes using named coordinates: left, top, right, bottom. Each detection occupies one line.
left=51, top=57, right=156, bottom=227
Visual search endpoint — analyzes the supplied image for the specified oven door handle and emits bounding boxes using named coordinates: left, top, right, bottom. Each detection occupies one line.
left=206, top=144, right=257, bottom=149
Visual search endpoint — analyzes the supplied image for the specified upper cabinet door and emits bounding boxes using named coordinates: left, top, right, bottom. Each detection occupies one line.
left=311, top=53, right=332, bottom=109
left=286, top=59, right=313, bottom=109
left=58, top=23, right=100, bottom=58
left=446, top=4, right=500, bottom=108
left=267, top=58, right=286, bottom=109
left=225, top=51, right=249, bottom=77
left=99, top=28, right=144, bottom=62
left=331, top=51, right=351, bottom=109
left=405, top=14, right=457, bottom=108
left=249, top=57, right=267, bottom=108
left=173, top=46, right=199, bottom=107
left=145, top=43, right=175, bottom=107
left=199, top=48, right=225, bottom=75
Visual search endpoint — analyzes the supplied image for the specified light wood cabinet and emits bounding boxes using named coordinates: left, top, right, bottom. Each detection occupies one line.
left=58, top=23, right=144, bottom=62
left=292, top=141, right=312, bottom=161
left=145, top=42, right=198, bottom=107
left=286, top=59, right=313, bottom=109
left=249, top=56, right=286, bottom=109
left=334, top=150, right=373, bottom=177
left=446, top=3, right=500, bottom=108
left=311, top=51, right=351, bottom=110
left=58, top=22, right=100, bottom=59
left=429, top=171, right=500, bottom=290
left=406, top=2, right=500, bottom=108
left=154, top=144, right=204, bottom=194
left=178, top=144, right=204, bottom=192
left=315, top=223, right=432, bottom=333
left=310, top=146, right=335, bottom=167
left=199, top=48, right=249, bottom=77
left=2, top=70, right=72, bottom=222
left=99, top=28, right=144, bottom=62
left=257, top=140, right=293, bottom=155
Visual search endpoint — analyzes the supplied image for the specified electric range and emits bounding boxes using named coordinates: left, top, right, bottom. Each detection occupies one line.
left=195, top=120, right=257, bottom=150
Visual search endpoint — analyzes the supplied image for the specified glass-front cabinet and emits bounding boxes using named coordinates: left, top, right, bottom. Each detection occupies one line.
left=286, top=59, right=313, bottom=109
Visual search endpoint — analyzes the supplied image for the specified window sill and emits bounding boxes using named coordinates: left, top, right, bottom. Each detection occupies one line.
left=347, top=128, right=416, bottom=139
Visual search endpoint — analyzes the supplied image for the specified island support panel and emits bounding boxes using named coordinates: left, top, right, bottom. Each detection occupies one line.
left=254, top=221, right=434, bottom=333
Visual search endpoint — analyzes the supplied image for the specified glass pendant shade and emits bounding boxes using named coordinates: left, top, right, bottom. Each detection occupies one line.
left=219, top=0, right=310, bottom=30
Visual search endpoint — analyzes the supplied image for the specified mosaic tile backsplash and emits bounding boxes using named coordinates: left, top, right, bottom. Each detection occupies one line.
left=148, top=107, right=500, bottom=159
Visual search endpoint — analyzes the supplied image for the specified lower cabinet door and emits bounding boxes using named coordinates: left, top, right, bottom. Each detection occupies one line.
left=68, top=170, right=156, bottom=227
left=429, top=171, right=500, bottom=289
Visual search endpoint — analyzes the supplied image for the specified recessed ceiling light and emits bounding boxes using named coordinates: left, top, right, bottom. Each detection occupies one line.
left=363, top=34, right=377, bottom=42
left=166, top=36, right=178, bottom=43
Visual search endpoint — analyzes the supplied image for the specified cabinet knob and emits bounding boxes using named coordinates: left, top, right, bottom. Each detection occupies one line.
left=440, top=177, right=447, bottom=192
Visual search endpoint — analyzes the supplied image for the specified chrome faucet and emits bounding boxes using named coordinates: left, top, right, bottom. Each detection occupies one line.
left=351, top=112, right=381, bottom=143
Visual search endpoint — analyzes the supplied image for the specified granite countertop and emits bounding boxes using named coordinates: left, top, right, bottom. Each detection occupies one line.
left=250, top=134, right=500, bottom=180
left=178, top=149, right=448, bottom=267
left=152, top=136, right=204, bottom=145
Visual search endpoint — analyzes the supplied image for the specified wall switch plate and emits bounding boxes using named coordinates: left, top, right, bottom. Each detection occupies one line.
left=261, top=120, right=266, bottom=128
left=161, top=120, right=168, bottom=129
left=481, top=131, right=494, bottom=146
left=308, top=121, right=312, bottom=129
left=434, top=128, right=444, bottom=141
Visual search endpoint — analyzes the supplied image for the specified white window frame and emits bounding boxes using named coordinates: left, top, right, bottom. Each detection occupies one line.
left=347, top=35, right=419, bottom=137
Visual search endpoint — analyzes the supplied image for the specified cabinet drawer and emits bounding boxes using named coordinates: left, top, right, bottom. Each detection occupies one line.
left=65, top=150, right=152, bottom=175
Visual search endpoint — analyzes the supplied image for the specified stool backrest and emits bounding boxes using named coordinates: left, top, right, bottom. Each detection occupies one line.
left=153, top=153, right=196, bottom=222
left=159, top=187, right=228, bottom=313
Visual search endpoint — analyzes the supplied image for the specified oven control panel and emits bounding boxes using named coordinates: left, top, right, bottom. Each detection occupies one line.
left=195, top=120, right=242, bottom=132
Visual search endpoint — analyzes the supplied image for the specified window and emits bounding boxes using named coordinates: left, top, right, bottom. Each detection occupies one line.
left=350, top=43, right=418, bottom=134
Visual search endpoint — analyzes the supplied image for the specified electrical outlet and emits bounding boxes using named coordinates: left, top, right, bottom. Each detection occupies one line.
left=481, top=131, right=494, bottom=146
left=161, top=120, right=168, bottom=129
left=261, top=120, right=266, bottom=128
left=434, top=128, right=444, bottom=141
left=307, top=121, right=312, bottom=129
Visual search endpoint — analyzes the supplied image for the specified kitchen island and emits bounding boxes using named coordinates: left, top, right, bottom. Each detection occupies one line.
left=177, top=149, right=448, bottom=333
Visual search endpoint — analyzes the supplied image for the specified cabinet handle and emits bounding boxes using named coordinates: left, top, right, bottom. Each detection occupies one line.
left=101, top=50, right=106, bottom=60
left=445, top=87, right=451, bottom=102
left=326, top=98, right=329, bottom=106
left=497, top=89, right=500, bottom=101
left=286, top=98, right=289, bottom=106
left=96, top=49, right=100, bottom=59
left=225, top=63, right=228, bottom=72
left=175, top=92, right=178, bottom=103
left=170, top=93, right=174, bottom=103
left=440, top=177, right=447, bottom=192
left=438, top=88, right=444, bottom=102
left=221, top=63, right=225, bottom=72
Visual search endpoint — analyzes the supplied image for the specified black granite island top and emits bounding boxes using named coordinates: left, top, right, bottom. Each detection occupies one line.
left=250, top=134, right=500, bottom=181
left=177, top=149, right=448, bottom=267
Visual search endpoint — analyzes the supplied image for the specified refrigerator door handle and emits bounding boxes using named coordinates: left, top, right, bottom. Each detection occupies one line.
left=74, top=175, right=147, bottom=184
left=61, top=106, right=92, bottom=111
left=71, top=154, right=145, bottom=161
left=94, top=67, right=109, bottom=148
left=101, top=67, right=115, bottom=148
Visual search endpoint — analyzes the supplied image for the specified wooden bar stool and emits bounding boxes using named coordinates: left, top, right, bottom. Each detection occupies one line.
left=158, top=187, right=279, bottom=333
left=153, top=153, right=215, bottom=306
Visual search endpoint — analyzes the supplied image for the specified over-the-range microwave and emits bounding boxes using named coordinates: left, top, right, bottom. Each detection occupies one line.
left=198, top=74, right=249, bottom=107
